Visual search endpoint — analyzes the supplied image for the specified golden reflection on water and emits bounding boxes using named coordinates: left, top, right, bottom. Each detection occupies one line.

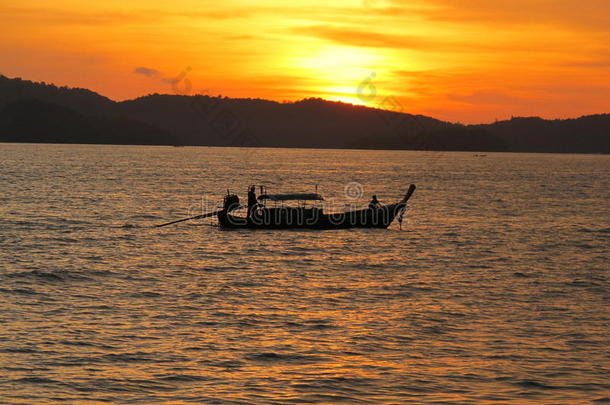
left=0, top=144, right=608, bottom=403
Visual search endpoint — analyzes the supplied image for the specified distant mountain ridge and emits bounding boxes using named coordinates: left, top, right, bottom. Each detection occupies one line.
left=1, top=75, right=608, bottom=153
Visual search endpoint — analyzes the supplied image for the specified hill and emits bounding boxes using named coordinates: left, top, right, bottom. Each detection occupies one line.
left=473, top=116, right=610, bottom=153
left=1, top=75, right=608, bottom=153
left=0, top=99, right=174, bottom=145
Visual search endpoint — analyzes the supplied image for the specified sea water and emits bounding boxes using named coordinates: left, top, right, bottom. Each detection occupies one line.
left=0, top=144, right=608, bottom=403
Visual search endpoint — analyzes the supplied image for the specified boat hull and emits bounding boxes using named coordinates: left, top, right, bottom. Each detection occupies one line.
left=217, top=203, right=407, bottom=230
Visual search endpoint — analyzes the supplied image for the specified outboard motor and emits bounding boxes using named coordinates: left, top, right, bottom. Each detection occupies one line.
left=223, top=194, right=240, bottom=212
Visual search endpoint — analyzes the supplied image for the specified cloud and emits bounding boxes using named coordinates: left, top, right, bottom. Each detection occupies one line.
left=391, top=0, right=610, bottom=31
left=291, top=24, right=549, bottom=54
left=561, top=51, right=610, bottom=68
left=0, top=6, right=160, bottom=25
left=225, top=34, right=256, bottom=40
left=448, top=91, right=529, bottom=106
left=134, top=67, right=161, bottom=78
left=293, top=25, right=429, bottom=50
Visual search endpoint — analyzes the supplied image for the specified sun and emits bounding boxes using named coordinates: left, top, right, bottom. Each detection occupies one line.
left=321, top=86, right=370, bottom=106
left=289, top=44, right=385, bottom=105
left=295, top=45, right=381, bottom=75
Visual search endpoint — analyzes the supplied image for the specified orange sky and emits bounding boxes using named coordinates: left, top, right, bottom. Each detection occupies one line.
left=1, top=0, right=609, bottom=123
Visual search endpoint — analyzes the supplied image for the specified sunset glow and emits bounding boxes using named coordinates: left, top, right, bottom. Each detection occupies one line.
left=2, top=0, right=609, bottom=122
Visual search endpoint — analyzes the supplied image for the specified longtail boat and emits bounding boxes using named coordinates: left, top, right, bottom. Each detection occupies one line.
left=216, top=184, right=416, bottom=230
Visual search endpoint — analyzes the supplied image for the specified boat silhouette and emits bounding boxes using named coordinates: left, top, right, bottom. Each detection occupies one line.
left=217, top=184, right=416, bottom=230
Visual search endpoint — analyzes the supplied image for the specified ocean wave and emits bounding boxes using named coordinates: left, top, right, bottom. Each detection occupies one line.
left=577, top=227, right=610, bottom=234
left=513, top=380, right=559, bottom=390
left=245, top=352, right=330, bottom=364
left=14, top=377, right=59, bottom=385
left=3, top=269, right=93, bottom=282
left=156, top=374, right=216, bottom=382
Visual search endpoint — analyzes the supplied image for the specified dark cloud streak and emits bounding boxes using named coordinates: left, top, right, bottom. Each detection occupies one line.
left=134, top=67, right=161, bottom=78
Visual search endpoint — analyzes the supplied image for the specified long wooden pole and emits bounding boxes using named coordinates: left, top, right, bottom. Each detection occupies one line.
left=155, top=210, right=223, bottom=228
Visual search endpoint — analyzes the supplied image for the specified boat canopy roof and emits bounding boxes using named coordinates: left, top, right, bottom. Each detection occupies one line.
left=258, top=193, right=324, bottom=202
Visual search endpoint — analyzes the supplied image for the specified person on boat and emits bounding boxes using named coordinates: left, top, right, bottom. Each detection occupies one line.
left=247, top=185, right=258, bottom=217
left=369, top=195, right=380, bottom=209
left=223, top=194, right=240, bottom=211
